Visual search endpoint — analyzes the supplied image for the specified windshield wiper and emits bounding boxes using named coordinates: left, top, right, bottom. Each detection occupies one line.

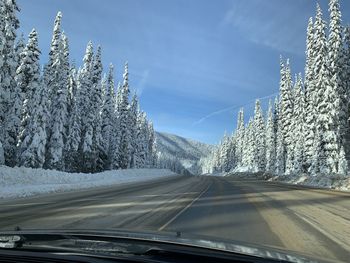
left=0, top=232, right=320, bottom=263
left=0, top=233, right=151, bottom=256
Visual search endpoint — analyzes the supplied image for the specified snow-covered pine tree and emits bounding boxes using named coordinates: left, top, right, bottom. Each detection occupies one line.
left=328, top=0, right=349, bottom=172
left=0, top=0, right=20, bottom=166
left=242, top=117, right=255, bottom=170
left=219, top=132, right=231, bottom=172
left=275, top=95, right=286, bottom=175
left=253, top=99, right=265, bottom=171
left=312, top=4, right=340, bottom=174
left=90, top=45, right=105, bottom=172
left=235, top=108, right=245, bottom=167
left=343, top=26, right=350, bottom=163
left=45, top=33, right=69, bottom=170
left=304, top=17, right=317, bottom=170
left=265, top=100, right=276, bottom=173
left=281, top=59, right=294, bottom=174
left=101, top=64, right=115, bottom=169
left=17, top=29, right=48, bottom=168
left=134, top=111, right=147, bottom=168
left=292, top=74, right=305, bottom=174
left=111, top=82, right=122, bottom=169
left=44, top=11, right=62, bottom=103
left=78, top=41, right=95, bottom=172
left=129, top=93, right=139, bottom=168
left=64, top=88, right=81, bottom=172
left=117, top=62, right=131, bottom=169
left=6, top=34, right=25, bottom=166
left=275, top=58, right=289, bottom=174
left=147, top=121, right=157, bottom=167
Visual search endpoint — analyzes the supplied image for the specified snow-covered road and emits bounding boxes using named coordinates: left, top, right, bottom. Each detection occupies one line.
left=0, top=175, right=349, bottom=262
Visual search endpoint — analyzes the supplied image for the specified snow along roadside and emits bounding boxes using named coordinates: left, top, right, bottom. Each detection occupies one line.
left=0, top=166, right=177, bottom=199
left=224, top=170, right=350, bottom=192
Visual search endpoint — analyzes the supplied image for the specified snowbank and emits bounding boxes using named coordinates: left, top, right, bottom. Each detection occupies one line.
left=225, top=171, right=350, bottom=191
left=0, top=166, right=177, bottom=199
left=269, top=173, right=350, bottom=191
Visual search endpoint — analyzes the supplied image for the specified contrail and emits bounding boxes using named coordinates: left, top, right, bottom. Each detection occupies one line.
left=192, top=92, right=279, bottom=126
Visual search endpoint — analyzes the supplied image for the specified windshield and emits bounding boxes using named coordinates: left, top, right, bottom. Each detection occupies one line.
left=0, top=0, right=350, bottom=262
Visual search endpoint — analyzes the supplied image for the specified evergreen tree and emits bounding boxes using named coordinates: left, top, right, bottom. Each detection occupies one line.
left=304, top=17, right=317, bottom=170
left=45, top=33, right=69, bottom=170
left=129, top=93, right=139, bottom=168
left=275, top=95, right=285, bottom=174
left=265, top=100, right=276, bottom=173
left=147, top=121, right=157, bottom=167
left=17, top=29, right=48, bottom=168
left=44, top=11, right=62, bottom=102
left=253, top=99, right=265, bottom=171
left=0, top=0, right=20, bottom=166
left=242, top=118, right=255, bottom=170
left=111, top=82, right=122, bottom=169
left=292, top=74, right=305, bottom=173
left=118, top=62, right=131, bottom=169
left=78, top=41, right=95, bottom=172
left=134, top=111, right=147, bottom=168
left=312, top=4, right=339, bottom=174
left=64, top=92, right=81, bottom=172
left=91, top=45, right=104, bottom=172
left=235, top=108, right=245, bottom=166
left=282, top=59, right=294, bottom=174
left=328, top=0, right=349, bottom=172
left=101, top=64, right=115, bottom=169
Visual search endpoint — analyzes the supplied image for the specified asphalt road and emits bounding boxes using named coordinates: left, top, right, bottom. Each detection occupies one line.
left=0, top=175, right=349, bottom=262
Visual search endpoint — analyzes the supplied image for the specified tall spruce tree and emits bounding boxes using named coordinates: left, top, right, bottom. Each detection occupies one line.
left=265, top=100, right=276, bottom=173
left=101, top=64, right=115, bottom=169
left=46, top=33, right=69, bottom=170
left=129, top=93, right=139, bottom=168
left=118, top=63, right=131, bottom=169
left=304, top=17, right=317, bottom=170
left=328, top=0, right=349, bottom=171
left=253, top=99, right=265, bottom=171
left=292, top=74, right=305, bottom=173
left=236, top=108, right=245, bottom=167
left=1, top=0, right=20, bottom=166
left=78, top=41, right=95, bottom=172
left=312, top=4, right=339, bottom=174
left=91, top=45, right=104, bottom=172
left=17, top=29, right=48, bottom=168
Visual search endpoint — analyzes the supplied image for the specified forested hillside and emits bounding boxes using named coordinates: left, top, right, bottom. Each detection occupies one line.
left=206, top=0, right=350, bottom=176
left=155, top=132, right=213, bottom=174
left=0, top=1, right=157, bottom=173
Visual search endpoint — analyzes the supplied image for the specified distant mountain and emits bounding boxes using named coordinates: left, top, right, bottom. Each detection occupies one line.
left=155, top=132, right=214, bottom=174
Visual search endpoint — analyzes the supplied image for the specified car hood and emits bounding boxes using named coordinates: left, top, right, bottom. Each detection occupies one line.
left=0, top=228, right=334, bottom=263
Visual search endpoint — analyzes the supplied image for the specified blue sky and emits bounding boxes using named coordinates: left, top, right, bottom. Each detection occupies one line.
left=17, top=0, right=350, bottom=144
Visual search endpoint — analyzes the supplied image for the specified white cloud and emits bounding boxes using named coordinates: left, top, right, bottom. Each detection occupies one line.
left=221, top=0, right=309, bottom=55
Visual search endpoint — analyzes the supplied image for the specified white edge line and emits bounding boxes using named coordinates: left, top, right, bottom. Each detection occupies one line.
left=158, top=183, right=212, bottom=231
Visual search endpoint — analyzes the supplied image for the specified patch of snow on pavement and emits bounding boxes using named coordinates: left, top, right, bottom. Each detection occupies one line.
left=226, top=170, right=350, bottom=191
left=0, top=166, right=177, bottom=199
